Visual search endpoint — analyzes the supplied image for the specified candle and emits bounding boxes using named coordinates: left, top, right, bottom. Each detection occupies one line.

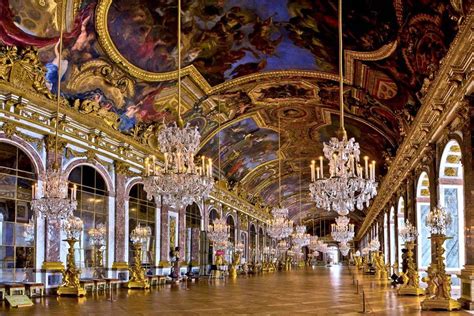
left=73, top=184, right=77, bottom=200
left=32, top=183, right=36, bottom=198
left=201, top=156, right=205, bottom=173
left=319, top=156, right=324, bottom=178
left=364, top=156, right=369, bottom=179
left=310, top=160, right=315, bottom=182
left=208, top=158, right=213, bottom=177
left=316, top=166, right=320, bottom=179
left=372, top=161, right=376, bottom=180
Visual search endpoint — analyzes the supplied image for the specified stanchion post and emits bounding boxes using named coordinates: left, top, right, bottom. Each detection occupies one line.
left=362, top=290, right=366, bottom=314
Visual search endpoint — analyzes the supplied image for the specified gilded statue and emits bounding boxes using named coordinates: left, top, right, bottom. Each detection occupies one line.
left=73, top=98, right=120, bottom=130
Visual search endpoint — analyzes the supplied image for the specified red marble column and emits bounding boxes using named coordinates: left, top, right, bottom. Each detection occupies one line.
left=159, top=203, right=169, bottom=266
left=43, top=136, right=62, bottom=267
left=178, top=208, right=186, bottom=263
left=112, top=164, right=127, bottom=268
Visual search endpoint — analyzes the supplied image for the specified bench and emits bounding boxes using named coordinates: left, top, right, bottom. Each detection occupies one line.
left=79, top=279, right=95, bottom=292
left=23, top=282, right=45, bottom=297
left=3, top=283, right=25, bottom=296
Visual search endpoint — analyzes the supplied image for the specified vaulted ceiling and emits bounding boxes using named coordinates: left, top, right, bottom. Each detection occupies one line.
left=0, top=0, right=464, bottom=225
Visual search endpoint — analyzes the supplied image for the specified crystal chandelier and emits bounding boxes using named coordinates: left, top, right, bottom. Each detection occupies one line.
left=368, top=238, right=380, bottom=251
left=330, top=216, right=355, bottom=243
left=62, top=216, right=83, bottom=240
left=400, top=220, right=418, bottom=242
left=88, top=223, right=107, bottom=247
left=291, top=225, right=310, bottom=248
left=143, top=0, right=214, bottom=209
left=130, top=224, right=152, bottom=245
left=308, top=235, right=319, bottom=251
left=208, top=217, right=229, bottom=250
left=339, top=242, right=350, bottom=256
left=32, top=170, right=78, bottom=222
left=309, top=0, right=377, bottom=216
left=315, top=240, right=328, bottom=253
left=426, top=205, right=452, bottom=235
left=234, top=241, right=244, bottom=254
left=31, top=15, right=77, bottom=223
left=268, top=207, right=293, bottom=240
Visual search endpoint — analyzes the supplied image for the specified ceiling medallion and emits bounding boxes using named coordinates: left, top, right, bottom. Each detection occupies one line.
left=143, top=0, right=214, bottom=208
left=309, top=0, right=377, bottom=216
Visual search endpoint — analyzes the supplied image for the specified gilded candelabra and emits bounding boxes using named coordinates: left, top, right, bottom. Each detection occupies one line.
left=126, top=224, right=151, bottom=289
left=421, top=206, right=460, bottom=311
left=373, top=251, right=389, bottom=281
left=398, top=220, right=424, bottom=295
left=229, top=242, right=243, bottom=279
left=126, top=243, right=150, bottom=289
left=57, top=216, right=86, bottom=297
left=398, top=241, right=424, bottom=295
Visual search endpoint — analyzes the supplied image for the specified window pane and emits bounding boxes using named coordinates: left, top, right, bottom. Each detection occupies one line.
left=0, top=175, right=16, bottom=199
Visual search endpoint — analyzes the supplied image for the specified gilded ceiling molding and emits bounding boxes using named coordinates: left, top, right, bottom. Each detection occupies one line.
left=95, top=0, right=397, bottom=96
left=356, top=13, right=474, bottom=240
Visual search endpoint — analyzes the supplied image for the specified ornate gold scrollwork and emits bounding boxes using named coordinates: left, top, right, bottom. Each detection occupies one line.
left=0, top=46, right=55, bottom=100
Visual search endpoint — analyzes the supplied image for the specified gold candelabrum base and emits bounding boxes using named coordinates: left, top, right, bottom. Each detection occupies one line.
left=57, top=238, right=86, bottom=297
left=125, top=243, right=150, bottom=289
left=373, top=251, right=389, bottom=281
left=398, top=241, right=425, bottom=296
left=229, top=252, right=241, bottom=279
left=421, top=234, right=461, bottom=311
left=354, top=256, right=363, bottom=270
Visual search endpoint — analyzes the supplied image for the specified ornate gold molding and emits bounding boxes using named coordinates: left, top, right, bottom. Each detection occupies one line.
left=95, top=0, right=396, bottom=96
left=356, top=13, right=474, bottom=240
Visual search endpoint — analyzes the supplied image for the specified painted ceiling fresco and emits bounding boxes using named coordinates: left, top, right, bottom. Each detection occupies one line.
left=0, top=0, right=465, bottom=223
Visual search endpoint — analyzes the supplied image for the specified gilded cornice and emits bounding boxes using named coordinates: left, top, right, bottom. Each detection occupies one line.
left=356, top=13, right=474, bottom=240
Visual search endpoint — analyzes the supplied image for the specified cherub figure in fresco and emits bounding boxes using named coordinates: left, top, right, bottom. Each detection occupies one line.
left=249, top=16, right=283, bottom=55
left=45, top=40, right=69, bottom=94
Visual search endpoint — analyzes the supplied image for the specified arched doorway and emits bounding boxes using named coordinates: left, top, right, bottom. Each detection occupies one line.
left=389, top=206, right=396, bottom=267
left=397, top=197, right=405, bottom=271
left=208, top=209, right=219, bottom=265
left=128, top=183, right=156, bottom=267
left=68, top=165, right=109, bottom=276
left=0, top=142, right=36, bottom=281
left=250, top=224, right=256, bottom=263
left=186, top=203, right=201, bottom=267
left=416, top=172, right=431, bottom=269
left=439, top=140, right=464, bottom=271
left=384, top=211, right=389, bottom=264
left=226, top=215, right=235, bottom=245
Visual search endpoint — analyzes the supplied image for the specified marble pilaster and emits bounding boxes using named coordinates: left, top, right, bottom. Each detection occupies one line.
left=112, top=163, right=127, bottom=269
left=159, top=203, right=170, bottom=266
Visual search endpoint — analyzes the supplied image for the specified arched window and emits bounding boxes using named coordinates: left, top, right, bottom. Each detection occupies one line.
left=384, top=212, right=389, bottom=264
left=439, top=140, right=464, bottom=270
left=68, top=165, right=108, bottom=272
left=250, top=224, right=256, bottom=262
left=226, top=215, right=235, bottom=245
left=128, top=184, right=155, bottom=266
left=186, top=203, right=201, bottom=265
left=0, top=142, right=36, bottom=281
left=389, top=206, right=396, bottom=266
left=397, top=197, right=405, bottom=270
left=416, top=172, right=431, bottom=269
left=208, top=208, right=219, bottom=264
